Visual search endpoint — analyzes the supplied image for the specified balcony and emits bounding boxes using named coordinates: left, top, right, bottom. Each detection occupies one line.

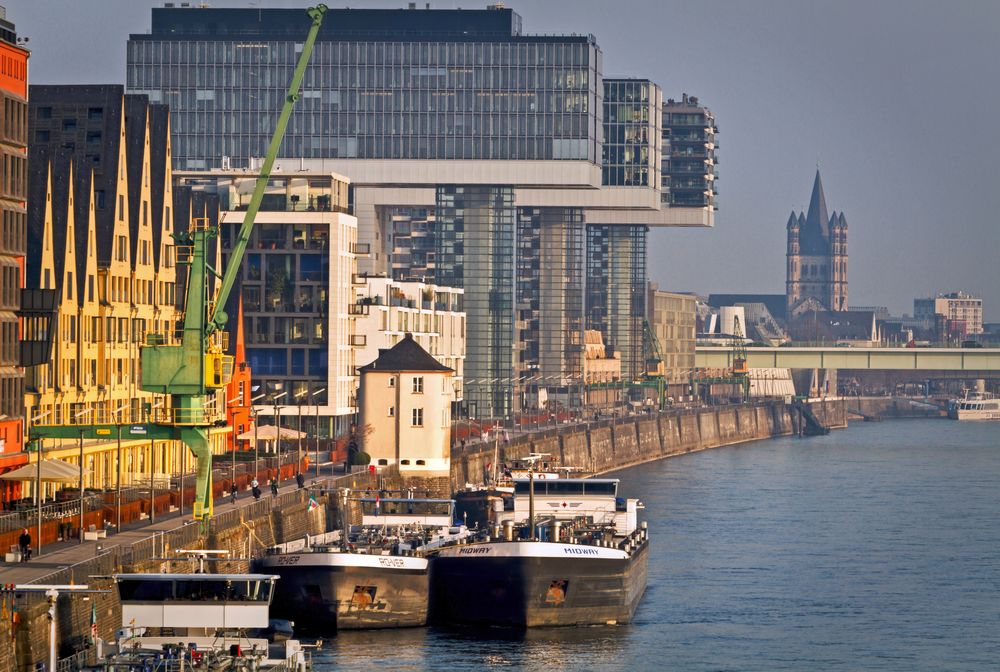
left=351, top=242, right=371, bottom=256
left=348, top=304, right=369, bottom=316
left=349, top=334, right=368, bottom=347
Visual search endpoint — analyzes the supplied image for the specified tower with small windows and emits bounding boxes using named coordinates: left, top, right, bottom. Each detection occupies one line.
left=786, top=170, right=848, bottom=315
left=358, top=333, right=454, bottom=478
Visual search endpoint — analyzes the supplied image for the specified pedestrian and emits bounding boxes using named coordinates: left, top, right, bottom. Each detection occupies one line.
left=270, top=479, right=278, bottom=497
left=251, top=478, right=259, bottom=490
left=296, top=472, right=305, bottom=489
left=230, top=483, right=238, bottom=504
left=18, top=528, right=30, bottom=562
left=252, top=485, right=261, bottom=500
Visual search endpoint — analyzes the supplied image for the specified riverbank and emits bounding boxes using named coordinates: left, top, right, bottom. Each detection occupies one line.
left=449, top=398, right=848, bottom=489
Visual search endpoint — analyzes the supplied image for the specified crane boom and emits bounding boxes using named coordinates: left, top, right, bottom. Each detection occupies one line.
left=209, top=3, right=328, bottom=334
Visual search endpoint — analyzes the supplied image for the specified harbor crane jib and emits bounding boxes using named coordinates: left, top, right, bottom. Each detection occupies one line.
left=30, top=5, right=330, bottom=523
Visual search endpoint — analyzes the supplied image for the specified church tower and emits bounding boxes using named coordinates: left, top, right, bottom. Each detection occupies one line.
left=786, top=170, right=848, bottom=314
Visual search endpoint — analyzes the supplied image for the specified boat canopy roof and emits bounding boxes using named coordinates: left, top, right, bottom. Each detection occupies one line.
left=357, top=497, right=454, bottom=504
left=113, top=573, right=279, bottom=582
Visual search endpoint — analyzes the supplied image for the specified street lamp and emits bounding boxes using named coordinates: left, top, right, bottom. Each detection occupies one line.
left=294, top=389, right=308, bottom=474
left=73, top=407, right=92, bottom=545
left=112, top=403, right=128, bottom=532
left=148, top=400, right=163, bottom=524
left=271, top=391, right=287, bottom=473
left=30, top=410, right=51, bottom=557
left=250, top=392, right=267, bottom=479
left=310, top=387, right=326, bottom=481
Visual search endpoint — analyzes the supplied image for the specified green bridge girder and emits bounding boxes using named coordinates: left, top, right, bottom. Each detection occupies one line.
left=695, top=346, right=1000, bottom=371
left=29, top=423, right=178, bottom=441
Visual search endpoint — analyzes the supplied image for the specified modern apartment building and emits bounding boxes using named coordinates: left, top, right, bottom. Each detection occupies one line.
left=351, top=275, right=464, bottom=392
left=25, top=86, right=230, bottom=494
left=126, top=4, right=718, bottom=417
left=647, top=285, right=697, bottom=384
left=663, top=94, right=718, bottom=209
left=914, top=292, right=983, bottom=338
left=175, top=169, right=359, bottom=436
left=0, top=6, right=28, bottom=501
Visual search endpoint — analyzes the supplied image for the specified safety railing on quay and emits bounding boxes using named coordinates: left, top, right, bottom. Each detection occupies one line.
left=56, top=648, right=94, bottom=672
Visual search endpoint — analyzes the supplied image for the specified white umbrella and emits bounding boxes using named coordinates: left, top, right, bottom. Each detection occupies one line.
left=0, top=458, right=88, bottom=482
left=235, top=424, right=306, bottom=441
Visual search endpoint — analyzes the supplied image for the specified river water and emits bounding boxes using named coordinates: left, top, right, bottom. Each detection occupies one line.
left=314, top=419, right=1000, bottom=671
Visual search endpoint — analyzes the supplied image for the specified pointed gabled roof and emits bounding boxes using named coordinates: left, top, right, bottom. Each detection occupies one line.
left=786, top=211, right=799, bottom=230
left=358, top=333, right=453, bottom=373
left=799, top=169, right=831, bottom=254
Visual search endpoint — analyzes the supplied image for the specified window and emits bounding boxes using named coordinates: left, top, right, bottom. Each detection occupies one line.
left=388, top=377, right=395, bottom=388
left=411, top=408, right=423, bottom=427
left=412, top=376, right=424, bottom=393
left=388, top=406, right=395, bottom=417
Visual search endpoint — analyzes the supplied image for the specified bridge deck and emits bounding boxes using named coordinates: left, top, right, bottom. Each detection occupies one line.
left=695, top=346, right=1000, bottom=371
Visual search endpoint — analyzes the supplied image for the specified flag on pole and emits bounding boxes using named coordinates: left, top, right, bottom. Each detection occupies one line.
left=90, top=600, right=98, bottom=643
left=308, top=496, right=319, bottom=511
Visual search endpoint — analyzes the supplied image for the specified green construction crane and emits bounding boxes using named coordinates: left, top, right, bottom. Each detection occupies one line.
left=31, top=5, right=329, bottom=522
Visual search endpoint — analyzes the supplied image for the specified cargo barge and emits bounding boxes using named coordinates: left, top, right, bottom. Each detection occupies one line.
left=432, top=478, right=648, bottom=627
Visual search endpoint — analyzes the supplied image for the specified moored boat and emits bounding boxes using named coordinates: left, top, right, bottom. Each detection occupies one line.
left=109, top=571, right=309, bottom=671
left=258, top=496, right=470, bottom=631
left=949, top=390, right=1000, bottom=420
left=432, top=478, right=648, bottom=628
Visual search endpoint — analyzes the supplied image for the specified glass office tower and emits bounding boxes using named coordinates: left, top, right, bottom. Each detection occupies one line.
left=586, top=79, right=659, bottom=382
left=127, top=7, right=600, bottom=169
left=586, top=225, right=648, bottom=382
left=517, top=208, right=585, bottom=408
left=435, top=186, right=515, bottom=419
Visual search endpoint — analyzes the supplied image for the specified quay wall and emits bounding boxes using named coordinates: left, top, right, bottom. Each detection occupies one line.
left=7, top=471, right=384, bottom=672
left=450, top=399, right=847, bottom=490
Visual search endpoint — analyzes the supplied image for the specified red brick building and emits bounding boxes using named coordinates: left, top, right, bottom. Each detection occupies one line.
left=0, top=7, right=28, bottom=504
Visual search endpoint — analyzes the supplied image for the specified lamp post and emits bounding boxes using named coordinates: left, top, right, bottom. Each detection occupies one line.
left=310, top=387, right=326, bottom=481
left=113, top=403, right=127, bottom=533
left=73, top=408, right=91, bottom=545
left=271, top=391, right=287, bottom=474
left=294, top=389, right=307, bottom=474
left=148, top=401, right=163, bottom=524
left=30, top=410, right=51, bottom=557
left=250, top=392, right=266, bottom=479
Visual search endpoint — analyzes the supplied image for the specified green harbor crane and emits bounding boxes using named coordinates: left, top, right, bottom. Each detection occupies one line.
left=31, top=5, right=329, bottom=521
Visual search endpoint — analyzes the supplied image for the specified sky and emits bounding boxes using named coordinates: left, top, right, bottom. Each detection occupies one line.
left=8, top=0, right=1000, bottom=320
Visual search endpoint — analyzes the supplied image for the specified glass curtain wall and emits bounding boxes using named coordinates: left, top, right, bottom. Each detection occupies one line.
left=517, top=207, right=585, bottom=409
left=585, top=224, right=648, bottom=382
left=436, top=185, right=515, bottom=419
left=128, top=34, right=600, bottom=169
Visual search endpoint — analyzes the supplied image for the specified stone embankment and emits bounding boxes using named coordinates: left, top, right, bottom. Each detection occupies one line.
left=450, top=399, right=848, bottom=490
left=2, top=471, right=384, bottom=672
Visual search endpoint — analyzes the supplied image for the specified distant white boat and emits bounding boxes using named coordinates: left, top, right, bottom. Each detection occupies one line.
left=949, top=390, right=1000, bottom=421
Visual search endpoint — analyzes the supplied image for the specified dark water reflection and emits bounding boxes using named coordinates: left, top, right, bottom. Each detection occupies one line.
left=312, top=419, right=1000, bottom=671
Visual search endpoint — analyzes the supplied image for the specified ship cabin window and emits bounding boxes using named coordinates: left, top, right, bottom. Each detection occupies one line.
left=513, top=480, right=618, bottom=497
left=416, top=460, right=425, bottom=465
left=116, top=577, right=272, bottom=603
left=401, top=459, right=410, bottom=465
left=377, top=459, right=388, bottom=466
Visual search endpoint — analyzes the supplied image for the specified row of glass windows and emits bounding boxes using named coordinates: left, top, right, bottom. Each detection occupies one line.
left=129, top=39, right=596, bottom=70
left=247, top=314, right=328, bottom=345
left=134, top=62, right=594, bottom=94
left=247, top=346, right=327, bottom=377
left=172, top=108, right=593, bottom=137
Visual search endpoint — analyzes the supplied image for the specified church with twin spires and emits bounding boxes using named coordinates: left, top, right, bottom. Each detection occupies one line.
left=786, top=170, right=848, bottom=315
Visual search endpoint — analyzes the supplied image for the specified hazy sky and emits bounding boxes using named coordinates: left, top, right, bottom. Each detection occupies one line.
left=10, top=0, right=1000, bottom=319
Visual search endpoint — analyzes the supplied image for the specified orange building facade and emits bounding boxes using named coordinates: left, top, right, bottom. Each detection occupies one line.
left=0, top=11, right=28, bottom=504
left=226, top=298, right=254, bottom=451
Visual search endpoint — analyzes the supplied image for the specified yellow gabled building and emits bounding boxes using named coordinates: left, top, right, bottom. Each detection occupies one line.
left=25, top=86, right=229, bottom=499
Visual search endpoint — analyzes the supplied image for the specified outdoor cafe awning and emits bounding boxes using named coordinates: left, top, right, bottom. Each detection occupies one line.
left=235, top=425, right=307, bottom=441
left=0, top=458, right=87, bottom=482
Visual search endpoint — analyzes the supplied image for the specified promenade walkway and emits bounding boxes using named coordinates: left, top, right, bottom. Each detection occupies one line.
left=0, top=467, right=339, bottom=585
